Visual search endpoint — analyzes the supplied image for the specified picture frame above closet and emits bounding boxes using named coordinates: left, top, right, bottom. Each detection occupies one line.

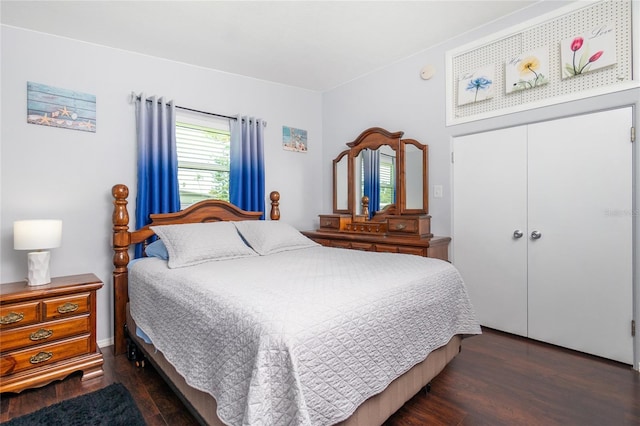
left=445, top=0, right=638, bottom=126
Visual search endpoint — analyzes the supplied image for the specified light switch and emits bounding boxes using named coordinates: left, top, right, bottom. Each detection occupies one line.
left=433, top=185, right=443, bottom=198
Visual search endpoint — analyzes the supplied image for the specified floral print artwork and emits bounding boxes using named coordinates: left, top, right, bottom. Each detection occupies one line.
left=561, top=24, right=616, bottom=79
left=457, top=64, right=495, bottom=106
left=505, top=47, right=549, bottom=93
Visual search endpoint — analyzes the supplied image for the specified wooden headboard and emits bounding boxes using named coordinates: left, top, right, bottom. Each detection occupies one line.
left=111, top=184, right=281, bottom=355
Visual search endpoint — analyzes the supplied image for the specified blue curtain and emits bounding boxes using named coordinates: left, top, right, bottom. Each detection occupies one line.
left=135, top=94, right=180, bottom=258
left=362, top=149, right=380, bottom=219
left=229, top=116, right=265, bottom=218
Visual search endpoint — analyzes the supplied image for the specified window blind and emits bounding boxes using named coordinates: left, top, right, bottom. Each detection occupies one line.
left=176, top=111, right=231, bottom=207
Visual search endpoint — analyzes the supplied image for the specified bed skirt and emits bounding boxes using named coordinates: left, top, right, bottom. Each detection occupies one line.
left=126, top=306, right=461, bottom=426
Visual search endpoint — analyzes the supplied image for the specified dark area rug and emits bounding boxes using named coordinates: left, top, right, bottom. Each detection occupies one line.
left=4, top=382, right=146, bottom=426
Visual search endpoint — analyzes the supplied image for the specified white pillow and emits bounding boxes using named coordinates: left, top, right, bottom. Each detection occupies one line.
left=150, top=222, right=257, bottom=268
left=234, top=220, right=318, bottom=256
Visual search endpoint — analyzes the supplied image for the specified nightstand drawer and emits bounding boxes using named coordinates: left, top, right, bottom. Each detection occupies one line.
left=0, top=315, right=91, bottom=353
left=0, top=334, right=91, bottom=376
left=0, top=301, right=40, bottom=330
left=43, top=293, right=90, bottom=320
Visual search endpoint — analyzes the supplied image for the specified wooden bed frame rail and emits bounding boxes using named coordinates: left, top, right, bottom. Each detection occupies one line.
left=111, top=184, right=281, bottom=355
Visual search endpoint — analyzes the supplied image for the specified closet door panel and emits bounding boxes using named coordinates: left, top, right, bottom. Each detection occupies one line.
left=527, top=107, right=633, bottom=364
left=452, top=126, right=528, bottom=336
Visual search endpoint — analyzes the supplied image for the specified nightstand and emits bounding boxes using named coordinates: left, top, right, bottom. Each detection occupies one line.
left=0, top=273, right=104, bottom=393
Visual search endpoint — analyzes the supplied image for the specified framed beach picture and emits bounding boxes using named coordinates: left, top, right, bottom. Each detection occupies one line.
left=561, top=23, right=617, bottom=79
left=457, top=64, right=495, bottom=106
left=505, top=47, right=550, bottom=94
left=27, top=82, right=96, bottom=132
left=282, top=126, right=307, bottom=152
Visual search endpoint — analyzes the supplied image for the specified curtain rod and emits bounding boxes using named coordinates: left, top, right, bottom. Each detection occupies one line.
left=131, top=92, right=236, bottom=121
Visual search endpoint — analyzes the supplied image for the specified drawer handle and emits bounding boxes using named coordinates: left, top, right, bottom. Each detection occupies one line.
left=394, top=224, right=406, bottom=230
left=0, top=312, right=24, bottom=325
left=324, top=221, right=332, bottom=226
left=57, top=302, right=79, bottom=314
left=30, top=351, right=53, bottom=364
left=30, top=328, right=54, bottom=341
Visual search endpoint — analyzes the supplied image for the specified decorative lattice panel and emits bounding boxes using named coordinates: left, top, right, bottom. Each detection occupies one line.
left=447, top=0, right=635, bottom=125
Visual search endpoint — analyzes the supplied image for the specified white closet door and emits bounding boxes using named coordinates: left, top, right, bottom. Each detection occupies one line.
left=527, top=107, right=633, bottom=364
left=453, top=126, right=529, bottom=336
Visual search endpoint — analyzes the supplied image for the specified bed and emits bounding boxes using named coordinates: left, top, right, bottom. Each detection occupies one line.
left=111, top=184, right=481, bottom=425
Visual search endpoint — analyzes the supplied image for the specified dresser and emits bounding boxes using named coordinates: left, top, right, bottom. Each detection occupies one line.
left=0, top=273, right=104, bottom=393
left=302, top=230, right=450, bottom=261
left=312, top=127, right=451, bottom=262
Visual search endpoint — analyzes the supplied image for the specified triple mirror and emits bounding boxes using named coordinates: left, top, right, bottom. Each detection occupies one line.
left=332, top=127, right=428, bottom=219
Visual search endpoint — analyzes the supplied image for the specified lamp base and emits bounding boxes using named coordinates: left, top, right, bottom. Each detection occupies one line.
left=27, top=251, right=51, bottom=286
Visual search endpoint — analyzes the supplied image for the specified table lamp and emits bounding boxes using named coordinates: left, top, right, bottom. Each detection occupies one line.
left=14, top=220, right=62, bottom=286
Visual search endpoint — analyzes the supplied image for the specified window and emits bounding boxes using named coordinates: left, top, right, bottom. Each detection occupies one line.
left=379, top=153, right=395, bottom=207
left=176, top=110, right=231, bottom=209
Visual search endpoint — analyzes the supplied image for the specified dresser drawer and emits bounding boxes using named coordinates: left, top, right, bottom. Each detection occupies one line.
left=387, top=218, right=420, bottom=233
left=0, top=334, right=91, bottom=376
left=0, top=301, right=41, bottom=330
left=0, top=315, right=91, bottom=353
left=43, top=293, right=90, bottom=320
left=319, top=216, right=341, bottom=230
left=387, top=215, right=431, bottom=236
left=318, top=214, right=351, bottom=231
left=350, top=242, right=375, bottom=251
left=375, top=244, right=426, bottom=256
left=375, top=244, right=400, bottom=254
left=328, top=240, right=352, bottom=249
left=396, top=246, right=427, bottom=256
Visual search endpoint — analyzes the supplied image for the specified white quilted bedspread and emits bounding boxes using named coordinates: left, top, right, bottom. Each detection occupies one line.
left=129, top=246, right=480, bottom=426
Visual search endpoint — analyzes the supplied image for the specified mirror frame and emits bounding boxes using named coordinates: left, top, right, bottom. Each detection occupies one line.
left=332, top=149, right=352, bottom=214
left=330, top=127, right=429, bottom=218
left=398, top=138, right=428, bottom=215
left=346, top=128, right=402, bottom=216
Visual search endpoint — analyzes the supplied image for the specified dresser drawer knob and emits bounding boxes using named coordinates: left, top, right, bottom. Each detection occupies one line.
left=57, top=302, right=79, bottom=314
left=30, top=351, right=53, bottom=364
left=394, top=224, right=406, bottom=230
left=30, top=328, right=54, bottom=341
left=0, top=312, right=24, bottom=325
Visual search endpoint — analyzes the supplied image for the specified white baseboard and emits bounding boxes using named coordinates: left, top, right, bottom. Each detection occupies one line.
left=98, top=337, right=114, bottom=349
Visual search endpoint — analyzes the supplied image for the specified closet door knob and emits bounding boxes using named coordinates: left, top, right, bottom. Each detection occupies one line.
left=531, top=231, right=542, bottom=240
left=513, top=230, right=524, bottom=239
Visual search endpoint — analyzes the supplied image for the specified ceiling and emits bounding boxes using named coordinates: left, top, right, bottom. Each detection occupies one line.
left=1, top=1, right=538, bottom=91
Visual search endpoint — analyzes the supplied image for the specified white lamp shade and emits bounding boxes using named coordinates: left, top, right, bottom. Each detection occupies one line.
left=14, top=220, right=62, bottom=250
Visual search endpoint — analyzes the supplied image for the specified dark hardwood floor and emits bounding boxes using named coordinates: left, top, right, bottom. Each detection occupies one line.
left=1, top=328, right=638, bottom=425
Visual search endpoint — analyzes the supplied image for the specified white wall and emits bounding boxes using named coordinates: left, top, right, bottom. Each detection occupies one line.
left=0, top=26, right=324, bottom=346
left=321, top=1, right=640, bottom=369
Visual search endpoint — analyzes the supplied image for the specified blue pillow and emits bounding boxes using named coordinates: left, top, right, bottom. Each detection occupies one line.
left=145, top=239, right=169, bottom=260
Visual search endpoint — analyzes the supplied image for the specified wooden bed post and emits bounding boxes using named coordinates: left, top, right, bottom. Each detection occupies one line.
left=269, top=191, right=280, bottom=220
left=112, top=184, right=131, bottom=355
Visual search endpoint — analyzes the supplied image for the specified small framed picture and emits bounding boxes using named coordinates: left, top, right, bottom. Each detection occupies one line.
left=282, top=126, right=307, bottom=153
left=561, top=24, right=617, bottom=79
left=457, top=64, right=495, bottom=106
left=27, top=82, right=96, bottom=132
left=505, top=47, right=549, bottom=93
